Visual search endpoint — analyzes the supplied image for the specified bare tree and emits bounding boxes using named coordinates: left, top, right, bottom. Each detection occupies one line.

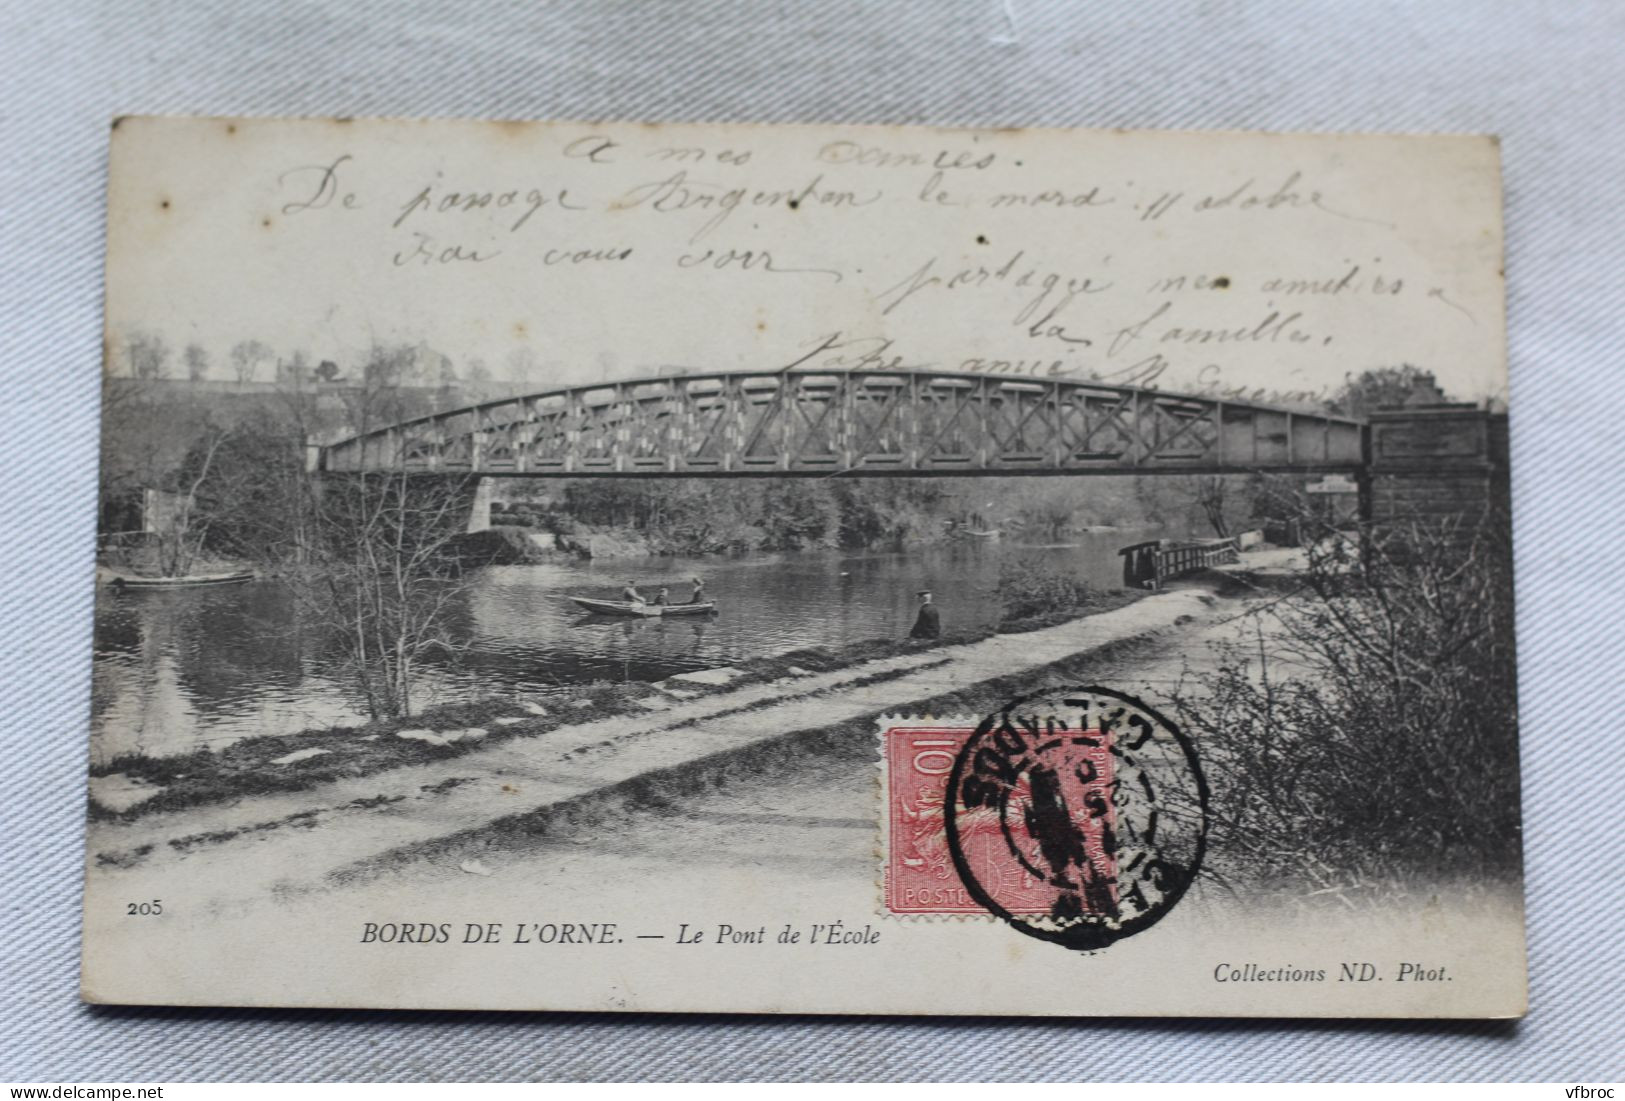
left=127, top=332, right=170, bottom=379
left=298, top=472, right=476, bottom=719
left=182, top=407, right=315, bottom=567
left=273, top=349, right=479, bottom=718
left=98, top=374, right=213, bottom=551
left=1134, top=474, right=1244, bottom=539
left=98, top=375, right=159, bottom=537
left=230, top=339, right=274, bottom=384
left=1169, top=493, right=1518, bottom=894
left=1192, top=475, right=1229, bottom=538
left=277, top=349, right=312, bottom=386
left=153, top=426, right=233, bottom=577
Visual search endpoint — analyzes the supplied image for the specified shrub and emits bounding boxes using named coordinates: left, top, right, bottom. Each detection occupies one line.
left=1169, top=507, right=1520, bottom=895
left=994, top=563, right=1098, bottom=625
left=448, top=527, right=546, bottom=565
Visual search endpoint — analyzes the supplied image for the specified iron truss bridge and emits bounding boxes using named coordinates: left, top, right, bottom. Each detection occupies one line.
left=318, top=369, right=1367, bottom=478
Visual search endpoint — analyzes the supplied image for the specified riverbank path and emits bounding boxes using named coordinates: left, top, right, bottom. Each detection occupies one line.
left=86, top=584, right=1229, bottom=912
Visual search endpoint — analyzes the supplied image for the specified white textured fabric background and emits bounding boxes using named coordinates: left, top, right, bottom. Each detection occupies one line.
left=2, top=0, right=1622, bottom=1082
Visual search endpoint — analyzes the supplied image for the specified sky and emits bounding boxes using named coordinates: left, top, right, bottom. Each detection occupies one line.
left=103, top=117, right=1510, bottom=409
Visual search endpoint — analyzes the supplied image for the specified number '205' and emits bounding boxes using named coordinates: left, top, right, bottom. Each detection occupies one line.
left=126, top=900, right=162, bottom=916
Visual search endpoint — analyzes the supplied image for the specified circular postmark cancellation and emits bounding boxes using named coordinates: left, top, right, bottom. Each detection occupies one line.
left=944, top=686, right=1208, bottom=950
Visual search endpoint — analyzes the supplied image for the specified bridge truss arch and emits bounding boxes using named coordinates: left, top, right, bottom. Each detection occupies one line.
left=318, top=369, right=1366, bottom=478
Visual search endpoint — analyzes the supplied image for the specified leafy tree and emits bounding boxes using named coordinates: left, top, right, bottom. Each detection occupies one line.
left=759, top=481, right=840, bottom=550
left=465, top=357, right=494, bottom=401
left=830, top=478, right=949, bottom=548
left=400, top=342, right=457, bottom=388
left=1328, top=365, right=1445, bottom=417
left=506, top=345, right=540, bottom=388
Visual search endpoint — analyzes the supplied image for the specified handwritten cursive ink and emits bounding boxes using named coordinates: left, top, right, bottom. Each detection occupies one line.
left=278, top=155, right=359, bottom=215
left=678, top=248, right=842, bottom=282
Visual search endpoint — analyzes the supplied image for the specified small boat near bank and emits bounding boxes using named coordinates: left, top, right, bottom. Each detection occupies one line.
left=107, top=571, right=255, bottom=590
left=568, top=596, right=717, bottom=618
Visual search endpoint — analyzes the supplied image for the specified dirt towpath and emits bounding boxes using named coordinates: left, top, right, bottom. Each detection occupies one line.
left=87, top=586, right=1220, bottom=913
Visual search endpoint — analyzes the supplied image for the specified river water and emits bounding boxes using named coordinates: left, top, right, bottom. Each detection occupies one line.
left=90, top=528, right=1176, bottom=762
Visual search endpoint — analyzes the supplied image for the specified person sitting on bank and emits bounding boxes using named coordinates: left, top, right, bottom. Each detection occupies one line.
left=689, top=576, right=706, bottom=604
left=909, top=589, right=941, bottom=640
left=621, top=580, right=644, bottom=604
left=653, top=586, right=670, bottom=606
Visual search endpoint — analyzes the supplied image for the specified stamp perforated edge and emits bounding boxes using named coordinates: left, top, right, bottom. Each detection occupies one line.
left=874, top=713, right=1000, bottom=923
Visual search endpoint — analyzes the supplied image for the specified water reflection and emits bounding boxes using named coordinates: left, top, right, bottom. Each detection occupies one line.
left=91, top=529, right=1170, bottom=761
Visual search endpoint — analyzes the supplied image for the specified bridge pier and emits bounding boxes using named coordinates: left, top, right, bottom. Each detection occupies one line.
left=1365, top=399, right=1510, bottom=541
left=465, top=477, right=493, bottom=534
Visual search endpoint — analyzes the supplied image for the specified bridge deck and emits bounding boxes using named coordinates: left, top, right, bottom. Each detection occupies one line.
left=320, top=369, right=1367, bottom=477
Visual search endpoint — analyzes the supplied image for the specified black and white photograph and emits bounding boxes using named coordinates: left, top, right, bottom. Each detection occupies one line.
left=79, top=116, right=1523, bottom=1017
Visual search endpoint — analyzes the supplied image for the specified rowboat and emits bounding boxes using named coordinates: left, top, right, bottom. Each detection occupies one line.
left=108, top=571, right=255, bottom=589
left=569, top=596, right=717, bottom=618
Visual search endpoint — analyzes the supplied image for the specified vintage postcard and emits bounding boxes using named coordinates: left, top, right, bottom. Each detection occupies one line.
left=83, top=116, right=1524, bottom=1016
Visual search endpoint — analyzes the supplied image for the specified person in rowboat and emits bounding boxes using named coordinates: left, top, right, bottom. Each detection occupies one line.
left=688, top=576, right=706, bottom=604
left=621, top=579, right=645, bottom=604
left=653, top=587, right=670, bottom=606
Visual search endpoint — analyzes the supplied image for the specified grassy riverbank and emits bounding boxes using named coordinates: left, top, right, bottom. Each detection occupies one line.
left=343, top=616, right=1183, bottom=887
left=89, top=587, right=1147, bottom=821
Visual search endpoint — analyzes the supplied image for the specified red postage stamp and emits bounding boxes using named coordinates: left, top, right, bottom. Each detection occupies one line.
left=881, top=720, right=1119, bottom=917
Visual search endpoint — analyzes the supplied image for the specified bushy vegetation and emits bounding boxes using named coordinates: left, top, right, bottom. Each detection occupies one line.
left=535, top=477, right=947, bottom=555
left=510, top=474, right=1212, bottom=557
left=994, top=562, right=1101, bottom=625
left=446, top=527, right=550, bottom=566
left=1171, top=502, right=1521, bottom=894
